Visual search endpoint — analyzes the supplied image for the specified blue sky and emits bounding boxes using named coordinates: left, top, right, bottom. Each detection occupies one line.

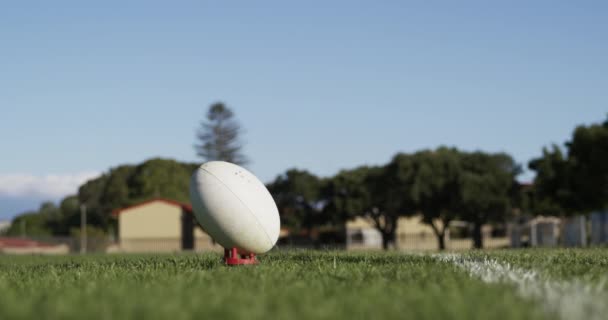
left=1, top=1, right=606, bottom=219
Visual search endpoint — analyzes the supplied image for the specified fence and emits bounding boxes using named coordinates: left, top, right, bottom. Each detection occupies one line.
left=346, top=232, right=510, bottom=251
left=0, top=236, right=223, bottom=254
left=2, top=234, right=510, bottom=255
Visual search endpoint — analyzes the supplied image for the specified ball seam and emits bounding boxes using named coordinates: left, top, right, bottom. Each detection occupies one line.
left=200, top=167, right=274, bottom=250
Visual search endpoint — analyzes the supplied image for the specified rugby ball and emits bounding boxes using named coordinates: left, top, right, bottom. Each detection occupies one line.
left=189, top=161, right=280, bottom=254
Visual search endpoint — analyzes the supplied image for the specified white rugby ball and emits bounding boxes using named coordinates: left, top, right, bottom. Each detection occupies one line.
left=189, top=161, right=280, bottom=254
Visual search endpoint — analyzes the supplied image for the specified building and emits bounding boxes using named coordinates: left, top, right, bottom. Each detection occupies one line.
left=111, top=198, right=221, bottom=253
left=562, top=216, right=587, bottom=247
left=0, top=221, right=9, bottom=234
left=345, top=216, right=509, bottom=251
left=591, top=211, right=608, bottom=245
left=509, top=216, right=561, bottom=248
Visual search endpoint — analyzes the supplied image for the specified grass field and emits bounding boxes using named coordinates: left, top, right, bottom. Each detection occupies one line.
left=0, top=249, right=607, bottom=320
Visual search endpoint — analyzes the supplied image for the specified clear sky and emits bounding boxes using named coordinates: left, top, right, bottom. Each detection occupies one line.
left=1, top=1, right=606, bottom=219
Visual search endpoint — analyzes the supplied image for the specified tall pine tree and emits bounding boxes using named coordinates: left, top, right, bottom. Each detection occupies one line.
left=195, top=102, right=248, bottom=165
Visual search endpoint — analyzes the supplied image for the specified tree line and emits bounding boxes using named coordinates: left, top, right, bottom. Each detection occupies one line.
left=268, top=147, right=520, bottom=249
left=269, top=115, right=608, bottom=250
left=529, top=116, right=608, bottom=217
left=3, top=102, right=606, bottom=251
left=4, top=159, right=198, bottom=238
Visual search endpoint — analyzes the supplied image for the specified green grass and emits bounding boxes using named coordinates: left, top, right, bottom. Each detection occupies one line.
left=465, top=248, right=608, bottom=283
left=1, top=250, right=605, bottom=320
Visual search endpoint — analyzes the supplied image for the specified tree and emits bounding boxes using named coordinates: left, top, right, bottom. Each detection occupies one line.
left=5, top=211, right=51, bottom=237
left=4, top=202, right=59, bottom=237
left=267, top=169, right=326, bottom=231
left=7, top=157, right=200, bottom=237
left=324, top=165, right=407, bottom=249
left=127, top=158, right=196, bottom=204
left=78, top=173, right=111, bottom=230
left=567, top=116, right=608, bottom=212
left=529, top=116, right=608, bottom=216
left=458, top=152, right=518, bottom=249
left=408, top=148, right=462, bottom=250
left=77, top=158, right=198, bottom=233
left=46, top=196, right=81, bottom=235
left=528, top=145, right=576, bottom=215
left=194, top=102, right=248, bottom=165
left=99, top=165, right=134, bottom=213
left=378, top=153, right=419, bottom=248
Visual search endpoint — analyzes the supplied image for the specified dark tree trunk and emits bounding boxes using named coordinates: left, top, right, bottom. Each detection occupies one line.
left=381, top=231, right=395, bottom=250
left=181, top=211, right=194, bottom=250
left=436, top=232, right=446, bottom=250
left=472, top=222, right=483, bottom=249
left=372, top=214, right=397, bottom=250
left=429, top=221, right=447, bottom=250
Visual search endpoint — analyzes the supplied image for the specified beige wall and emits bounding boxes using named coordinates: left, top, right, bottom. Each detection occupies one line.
left=346, top=216, right=439, bottom=235
left=117, top=201, right=183, bottom=253
left=346, top=215, right=508, bottom=251
left=1, top=244, right=70, bottom=255
left=193, top=226, right=223, bottom=252
left=117, top=238, right=181, bottom=253
left=396, top=216, right=438, bottom=236
left=119, top=201, right=182, bottom=240
left=346, top=216, right=439, bottom=250
left=194, top=227, right=209, bottom=239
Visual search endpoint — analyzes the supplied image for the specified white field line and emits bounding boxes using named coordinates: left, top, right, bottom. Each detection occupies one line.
left=435, top=253, right=608, bottom=320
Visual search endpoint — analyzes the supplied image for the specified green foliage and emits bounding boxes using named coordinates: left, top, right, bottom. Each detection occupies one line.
left=4, top=211, right=50, bottom=237
left=529, top=116, right=608, bottom=215
left=568, top=117, right=608, bottom=211
left=98, top=165, right=134, bottom=213
left=9, top=158, right=199, bottom=237
left=323, top=165, right=406, bottom=248
left=78, top=173, right=111, bottom=230
left=194, top=102, right=248, bottom=165
left=528, top=145, right=575, bottom=215
left=128, top=159, right=197, bottom=204
left=458, top=152, right=519, bottom=248
left=321, top=147, right=519, bottom=250
left=77, top=158, right=197, bottom=234
left=4, top=202, right=60, bottom=237
left=267, top=169, right=327, bottom=230
left=459, top=152, right=518, bottom=221
left=38, top=195, right=82, bottom=235
left=323, top=165, right=384, bottom=222
left=406, top=148, right=462, bottom=249
left=386, top=148, right=517, bottom=250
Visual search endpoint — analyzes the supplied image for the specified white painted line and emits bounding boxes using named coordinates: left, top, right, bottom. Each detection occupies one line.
left=436, top=253, right=608, bottom=320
